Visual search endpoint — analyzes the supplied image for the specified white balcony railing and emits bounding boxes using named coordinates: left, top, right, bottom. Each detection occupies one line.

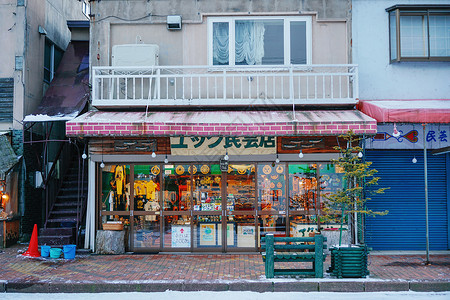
left=92, top=64, right=358, bottom=108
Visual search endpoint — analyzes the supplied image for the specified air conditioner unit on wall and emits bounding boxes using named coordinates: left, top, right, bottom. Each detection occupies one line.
left=111, top=44, right=159, bottom=67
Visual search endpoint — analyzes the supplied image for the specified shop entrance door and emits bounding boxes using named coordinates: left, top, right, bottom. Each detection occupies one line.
left=225, top=164, right=258, bottom=251
left=191, top=164, right=223, bottom=251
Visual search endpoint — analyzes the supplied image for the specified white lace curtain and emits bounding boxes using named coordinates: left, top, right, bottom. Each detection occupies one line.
left=213, top=21, right=266, bottom=65
left=213, top=22, right=229, bottom=64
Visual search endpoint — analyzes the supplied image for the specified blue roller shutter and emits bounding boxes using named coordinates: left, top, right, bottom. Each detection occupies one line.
left=365, top=150, right=448, bottom=250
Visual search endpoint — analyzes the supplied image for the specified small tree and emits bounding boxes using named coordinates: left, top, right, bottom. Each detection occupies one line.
left=323, top=130, right=388, bottom=245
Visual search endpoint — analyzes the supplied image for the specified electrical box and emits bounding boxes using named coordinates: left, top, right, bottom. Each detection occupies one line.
left=167, top=15, right=182, bottom=30
left=111, top=44, right=159, bottom=67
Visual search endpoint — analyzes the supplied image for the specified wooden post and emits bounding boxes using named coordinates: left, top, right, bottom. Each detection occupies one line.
left=266, top=234, right=274, bottom=278
left=314, top=234, right=324, bottom=278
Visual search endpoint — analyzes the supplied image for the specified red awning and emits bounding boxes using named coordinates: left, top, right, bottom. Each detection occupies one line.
left=357, top=100, right=450, bottom=123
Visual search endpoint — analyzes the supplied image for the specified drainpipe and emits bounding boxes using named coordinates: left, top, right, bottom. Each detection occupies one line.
left=423, top=124, right=430, bottom=265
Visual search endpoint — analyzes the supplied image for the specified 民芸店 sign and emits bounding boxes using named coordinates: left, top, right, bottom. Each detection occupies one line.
left=170, top=136, right=277, bottom=156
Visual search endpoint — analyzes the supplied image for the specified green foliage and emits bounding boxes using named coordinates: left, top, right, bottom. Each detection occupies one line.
left=323, top=131, right=389, bottom=217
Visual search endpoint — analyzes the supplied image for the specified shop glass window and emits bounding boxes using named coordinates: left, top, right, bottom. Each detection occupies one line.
left=227, top=164, right=256, bottom=211
left=100, top=164, right=130, bottom=213
left=193, top=215, right=223, bottom=249
left=257, top=163, right=286, bottom=211
left=387, top=6, right=450, bottom=62
left=318, top=163, right=345, bottom=226
left=44, top=39, right=64, bottom=83
left=133, top=165, right=161, bottom=212
left=288, top=164, right=318, bottom=212
left=192, top=164, right=222, bottom=212
left=209, top=16, right=311, bottom=66
left=163, top=215, right=191, bottom=248
left=133, top=216, right=161, bottom=249
left=162, top=164, right=191, bottom=211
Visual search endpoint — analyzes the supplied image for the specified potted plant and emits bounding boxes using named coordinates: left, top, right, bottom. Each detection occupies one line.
left=323, top=130, right=388, bottom=278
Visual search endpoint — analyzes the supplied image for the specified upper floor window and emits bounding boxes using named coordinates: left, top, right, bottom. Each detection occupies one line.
left=208, top=16, right=312, bottom=66
left=44, top=39, right=64, bottom=83
left=387, top=5, right=450, bottom=62
left=82, top=0, right=90, bottom=18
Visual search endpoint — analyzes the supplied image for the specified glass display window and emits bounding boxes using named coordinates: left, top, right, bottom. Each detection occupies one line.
left=193, top=215, right=223, bottom=248
left=133, top=165, right=161, bottom=212
left=133, top=215, right=161, bottom=249
left=192, top=164, right=222, bottom=212
left=318, top=163, right=345, bottom=225
left=259, top=214, right=287, bottom=242
left=289, top=164, right=318, bottom=212
left=163, top=215, right=191, bottom=248
left=163, top=164, right=191, bottom=211
left=227, top=164, right=256, bottom=211
left=101, top=164, right=131, bottom=212
left=257, top=163, right=286, bottom=211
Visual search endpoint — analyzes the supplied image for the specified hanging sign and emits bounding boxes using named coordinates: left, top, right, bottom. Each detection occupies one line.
left=170, top=136, right=276, bottom=156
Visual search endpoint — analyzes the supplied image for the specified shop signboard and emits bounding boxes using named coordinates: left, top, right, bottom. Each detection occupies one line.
left=170, top=136, right=277, bottom=156
left=366, top=124, right=449, bottom=150
left=171, top=225, right=190, bottom=248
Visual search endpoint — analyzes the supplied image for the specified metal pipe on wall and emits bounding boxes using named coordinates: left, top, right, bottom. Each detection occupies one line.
left=423, top=123, right=430, bottom=265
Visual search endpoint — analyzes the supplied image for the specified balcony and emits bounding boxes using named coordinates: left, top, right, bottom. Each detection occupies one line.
left=91, top=64, right=358, bottom=108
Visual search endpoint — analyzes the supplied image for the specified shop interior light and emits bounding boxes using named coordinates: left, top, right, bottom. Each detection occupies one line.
left=151, top=151, right=156, bottom=158
left=224, top=151, right=229, bottom=161
left=82, top=151, right=87, bottom=160
left=358, top=151, right=363, bottom=158
left=275, top=154, right=280, bottom=164
left=164, top=154, right=169, bottom=164
left=1, top=193, right=8, bottom=201
left=412, top=156, right=417, bottom=164
left=100, top=161, right=105, bottom=168
left=298, top=149, right=304, bottom=158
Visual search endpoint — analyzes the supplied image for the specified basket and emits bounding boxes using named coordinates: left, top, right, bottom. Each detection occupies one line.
left=103, top=222, right=124, bottom=230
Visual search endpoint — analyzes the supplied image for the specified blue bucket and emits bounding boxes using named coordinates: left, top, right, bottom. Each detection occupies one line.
left=63, top=244, right=76, bottom=259
left=49, top=248, right=62, bottom=259
left=41, top=245, right=51, bottom=258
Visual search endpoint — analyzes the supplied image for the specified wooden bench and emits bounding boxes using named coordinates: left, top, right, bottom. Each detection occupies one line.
left=261, top=234, right=327, bottom=278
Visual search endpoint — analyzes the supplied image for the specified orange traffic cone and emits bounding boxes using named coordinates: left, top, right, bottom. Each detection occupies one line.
left=23, top=224, right=40, bottom=257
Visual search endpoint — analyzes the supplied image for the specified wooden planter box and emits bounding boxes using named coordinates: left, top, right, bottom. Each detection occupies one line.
left=327, top=245, right=370, bottom=278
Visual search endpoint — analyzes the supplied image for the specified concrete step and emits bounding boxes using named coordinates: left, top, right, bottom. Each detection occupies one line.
left=38, top=235, right=73, bottom=246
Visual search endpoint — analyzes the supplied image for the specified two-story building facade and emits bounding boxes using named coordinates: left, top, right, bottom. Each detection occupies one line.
left=67, top=0, right=379, bottom=253
left=353, top=0, right=450, bottom=250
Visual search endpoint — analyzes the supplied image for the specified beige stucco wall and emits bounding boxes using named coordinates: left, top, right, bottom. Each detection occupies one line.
left=0, top=0, right=85, bottom=131
left=107, top=16, right=347, bottom=67
left=91, top=0, right=351, bottom=70
left=313, top=20, right=347, bottom=64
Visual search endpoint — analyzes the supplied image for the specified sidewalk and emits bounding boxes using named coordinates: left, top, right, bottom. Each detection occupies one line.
left=0, top=244, right=449, bottom=293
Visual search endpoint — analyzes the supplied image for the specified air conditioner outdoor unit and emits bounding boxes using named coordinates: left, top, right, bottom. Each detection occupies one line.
left=111, top=44, right=159, bottom=67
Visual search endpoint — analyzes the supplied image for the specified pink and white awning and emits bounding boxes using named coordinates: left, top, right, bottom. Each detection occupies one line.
left=66, top=110, right=377, bottom=137
left=358, top=100, right=450, bottom=124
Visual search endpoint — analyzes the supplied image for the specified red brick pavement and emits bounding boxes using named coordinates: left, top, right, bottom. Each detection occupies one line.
left=0, top=244, right=448, bottom=283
